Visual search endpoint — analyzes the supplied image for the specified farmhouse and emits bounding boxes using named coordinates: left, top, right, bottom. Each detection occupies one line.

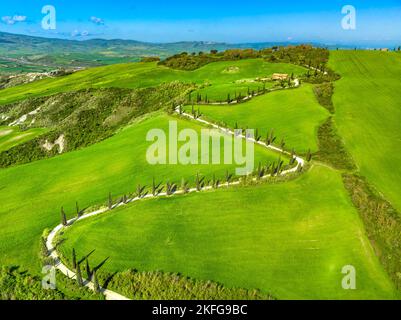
left=272, top=73, right=289, bottom=81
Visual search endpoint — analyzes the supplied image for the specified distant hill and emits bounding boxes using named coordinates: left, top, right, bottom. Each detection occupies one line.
left=0, top=31, right=322, bottom=74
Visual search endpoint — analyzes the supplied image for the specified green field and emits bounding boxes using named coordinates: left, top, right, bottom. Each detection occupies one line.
left=0, top=59, right=306, bottom=106
left=193, top=81, right=276, bottom=103
left=1, top=48, right=400, bottom=300
left=0, top=126, right=47, bottom=152
left=190, top=84, right=329, bottom=153
left=0, top=113, right=284, bottom=270
left=58, top=165, right=397, bottom=299
left=329, top=51, right=401, bottom=212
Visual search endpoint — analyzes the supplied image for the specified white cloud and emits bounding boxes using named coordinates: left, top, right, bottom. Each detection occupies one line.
left=90, top=16, right=104, bottom=25
left=1, top=15, right=27, bottom=25
left=71, top=29, right=90, bottom=37
left=13, top=15, right=27, bottom=22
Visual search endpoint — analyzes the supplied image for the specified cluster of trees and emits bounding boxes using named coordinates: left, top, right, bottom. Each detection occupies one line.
left=71, top=248, right=101, bottom=293
left=159, top=52, right=220, bottom=70
left=313, top=82, right=335, bottom=113
left=140, top=56, right=160, bottom=62
left=159, top=48, right=260, bottom=71
left=160, top=46, right=334, bottom=74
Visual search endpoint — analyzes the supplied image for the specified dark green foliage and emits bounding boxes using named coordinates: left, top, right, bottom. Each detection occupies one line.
left=280, top=138, right=286, bottom=150
left=181, top=178, right=190, bottom=194
left=315, top=118, right=356, bottom=170
left=140, top=56, right=160, bottom=62
left=136, top=184, right=147, bottom=199
left=262, top=45, right=340, bottom=83
left=290, top=149, right=296, bottom=163
left=152, top=178, right=163, bottom=196
left=92, top=270, right=100, bottom=294
left=256, top=162, right=265, bottom=179
left=166, top=182, right=177, bottom=196
left=265, top=129, right=276, bottom=146
left=0, top=266, right=105, bottom=300
left=108, top=193, right=113, bottom=210
left=313, top=82, right=335, bottom=113
left=159, top=48, right=261, bottom=71
left=306, top=149, right=312, bottom=162
left=75, top=202, right=82, bottom=218
left=61, top=207, right=67, bottom=226
left=343, top=174, right=401, bottom=291
left=195, top=173, right=205, bottom=191
left=212, top=174, right=220, bottom=189
left=85, top=258, right=91, bottom=281
left=225, top=170, right=233, bottom=186
left=40, top=237, right=48, bottom=257
left=72, top=248, right=77, bottom=270
left=159, top=52, right=219, bottom=70
left=0, top=266, right=64, bottom=300
left=97, top=269, right=275, bottom=300
left=76, top=263, right=83, bottom=287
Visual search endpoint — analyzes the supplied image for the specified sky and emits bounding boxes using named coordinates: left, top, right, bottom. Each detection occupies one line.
left=0, top=0, right=401, bottom=45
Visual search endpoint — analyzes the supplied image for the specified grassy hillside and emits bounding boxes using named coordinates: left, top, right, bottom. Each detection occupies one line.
left=0, top=113, right=284, bottom=271
left=0, top=126, right=47, bottom=152
left=0, top=59, right=306, bottom=106
left=329, top=51, right=401, bottom=212
left=190, top=85, right=329, bottom=153
left=0, top=83, right=192, bottom=167
left=0, top=31, right=236, bottom=73
left=58, top=165, right=398, bottom=299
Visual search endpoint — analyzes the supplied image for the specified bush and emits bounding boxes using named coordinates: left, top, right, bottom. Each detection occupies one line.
left=97, top=269, right=275, bottom=300
left=343, top=174, right=401, bottom=291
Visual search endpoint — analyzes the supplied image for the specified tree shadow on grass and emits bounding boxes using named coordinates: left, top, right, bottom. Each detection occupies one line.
left=78, top=249, right=96, bottom=265
left=93, top=257, right=109, bottom=272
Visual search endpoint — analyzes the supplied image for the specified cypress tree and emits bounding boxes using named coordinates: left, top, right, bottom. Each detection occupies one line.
left=76, top=201, right=80, bottom=218
left=61, top=207, right=67, bottom=226
left=76, top=262, right=83, bottom=286
left=306, top=149, right=312, bottom=162
left=85, top=258, right=91, bottom=280
left=41, top=237, right=48, bottom=257
left=108, top=192, right=113, bottom=210
left=92, top=270, right=100, bottom=293
left=225, top=170, right=232, bottom=186
left=152, top=177, right=157, bottom=196
left=72, top=248, right=77, bottom=270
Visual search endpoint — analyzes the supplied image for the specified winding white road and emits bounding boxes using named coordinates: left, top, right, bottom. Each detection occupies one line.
left=45, top=105, right=306, bottom=300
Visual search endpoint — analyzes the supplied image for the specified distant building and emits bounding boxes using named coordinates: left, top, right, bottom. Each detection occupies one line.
left=380, top=48, right=389, bottom=52
left=272, top=73, right=289, bottom=81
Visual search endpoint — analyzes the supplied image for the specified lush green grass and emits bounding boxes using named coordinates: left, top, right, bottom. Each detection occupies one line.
left=0, top=112, right=284, bottom=271
left=0, top=126, right=47, bottom=152
left=189, top=84, right=329, bottom=153
left=193, top=81, right=276, bottom=103
left=0, top=59, right=306, bottom=106
left=58, top=165, right=397, bottom=299
left=329, top=51, right=401, bottom=212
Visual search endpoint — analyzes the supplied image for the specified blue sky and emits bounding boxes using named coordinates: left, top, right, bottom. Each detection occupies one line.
left=1, top=0, right=401, bottom=45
